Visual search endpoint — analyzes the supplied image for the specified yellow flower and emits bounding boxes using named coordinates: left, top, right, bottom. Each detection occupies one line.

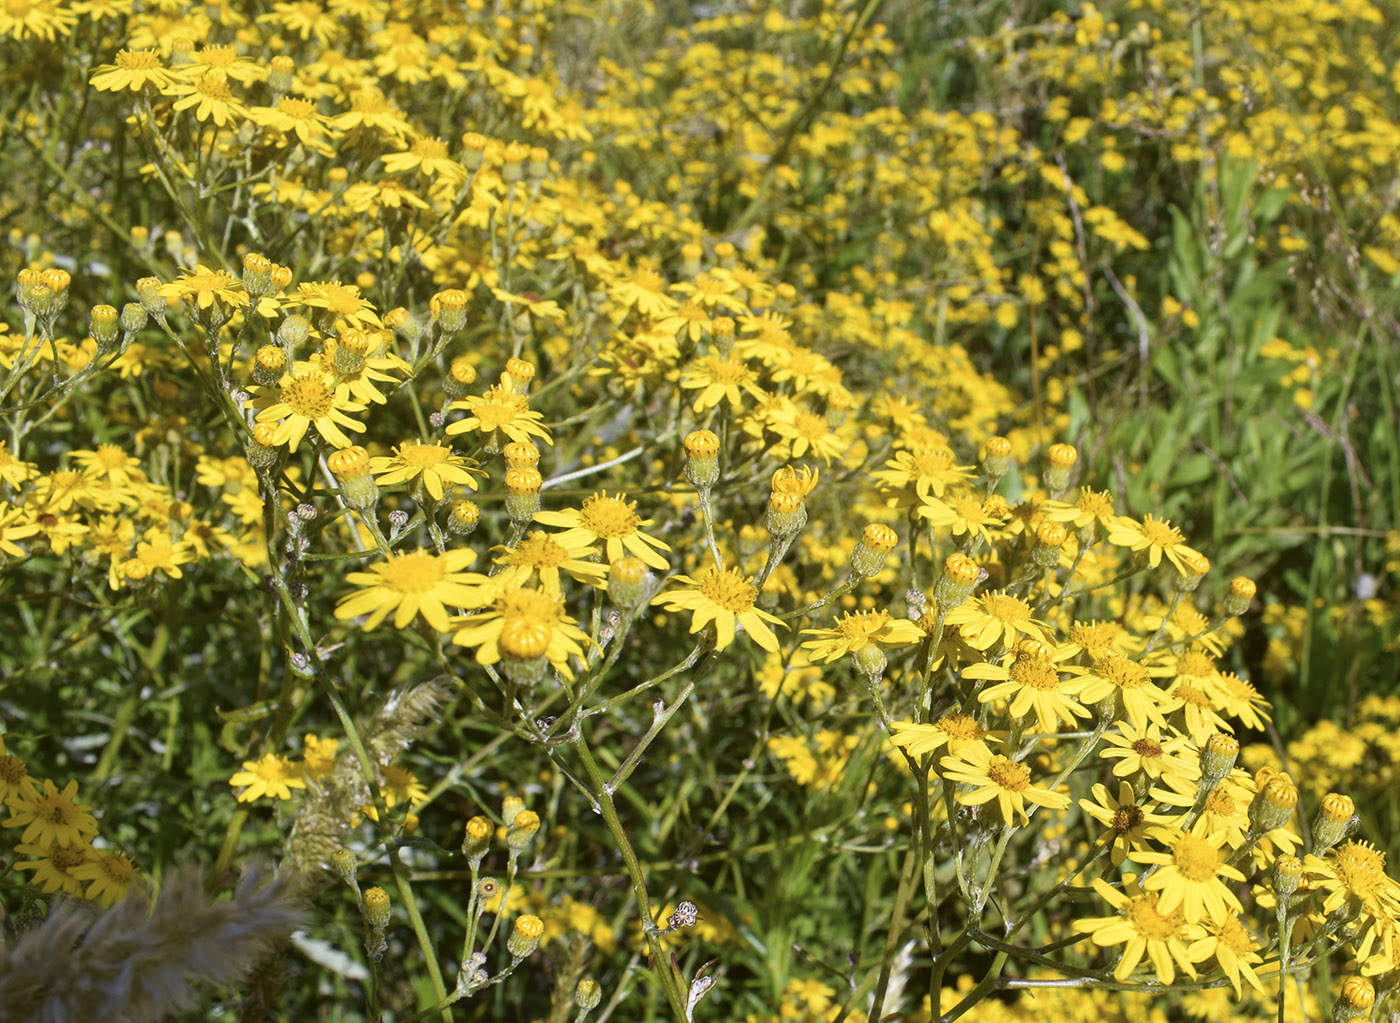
left=252, top=369, right=366, bottom=451
left=1185, top=914, right=1266, bottom=998
left=90, top=48, right=179, bottom=92
left=370, top=440, right=482, bottom=502
left=302, top=734, right=340, bottom=780
left=451, top=587, right=591, bottom=680
left=964, top=643, right=1091, bottom=733
left=610, top=265, right=676, bottom=317
left=158, top=263, right=249, bottom=312
left=248, top=97, right=337, bottom=153
left=872, top=447, right=975, bottom=503
left=1042, top=487, right=1117, bottom=534
left=381, top=765, right=427, bottom=808
left=382, top=136, right=466, bottom=183
left=166, top=69, right=248, bottom=127
left=3, top=779, right=99, bottom=847
left=1079, top=781, right=1175, bottom=866
left=944, top=591, right=1052, bottom=651
left=1068, top=651, right=1172, bottom=731
left=888, top=713, right=995, bottom=759
left=0, top=502, right=40, bottom=557
left=1106, top=513, right=1204, bottom=574
left=1097, top=719, right=1198, bottom=782
left=1304, top=841, right=1400, bottom=919
left=335, top=548, right=484, bottom=633
left=917, top=492, right=1002, bottom=545
left=71, top=848, right=138, bottom=907
left=492, top=530, right=608, bottom=594
left=681, top=354, right=767, bottom=413
left=1073, top=876, right=1198, bottom=985
left=1132, top=823, right=1246, bottom=924
left=13, top=839, right=90, bottom=897
left=800, top=610, right=923, bottom=663
left=293, top=280, right=382, bottom=331
left=534, top=491, right=671, bottom=570
left=651, top=566, right=785, bottom=652
left=445, top=386, right=553, bottom=447
left=939, top=742, right=1069, bottom=826
left=0, top=0, right=77, bottom=40
left=230, top=754, right=307, bottom=802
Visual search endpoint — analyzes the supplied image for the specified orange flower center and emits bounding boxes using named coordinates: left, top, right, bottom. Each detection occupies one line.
left=1110, top=804, right=1144, bottom=832
left=937, top=713, right=983, bottom=740
left=1131, top=737, right=1164, bottom=759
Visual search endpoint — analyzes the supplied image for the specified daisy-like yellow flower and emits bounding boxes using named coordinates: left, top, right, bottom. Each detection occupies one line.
left=652, top=566, right=785, bottom=652
left=1106, top=513, right=1204, bottom=574
left=445, top=386, right=553, bottom=448
left=872, top=447, right=975, bottom=503
left=0, top=502, right=40, bottom=557
left=944, top=591, right=1052, bottom=651
left=248, top=97, right=337, bottom=153
left=1072, top=876, right=1198, bottom=985
left=610, top=265, right=677, bottom=318
left=1185, top=913, right=1266, bottom=998
left=1062, top=618, right=1140, bottom=660
left=1159, top=679, right=1233, bottom=744
left=4, top=779, right=99, bottom=846
left=382, top=136, right=466, bottom=183
left=293, top=280, right=382, bottom=331
left=0, top=737, right=40, bottom=806
left=370, top=440, right=482, bottom=502
left=965, top=642, right=1091, bottom=734
left=1304, top=841, right=1400, bottom=919
left=0, top=0, right=77, bottom=40
left=535, top=491, right=671, bottom=570
left=918, top=492, right=1003, bottom=546
left=888, top=713, right=997, bottom=759
left=335, top=548, right=483, bottom=633
left=1207, top=672, right=1272, bottom=731
left=13, top=839, right=90, bottom=897
left=302, top=734, right=340, bottom=781
left=230, top=754, right=307, bottom=803
left=159, top=263, right=249, bottom=313
left=381, top=765, right=427, bottom=808
left=939, top=742, right=1069, bottom=826
left=1133, top=823, right=1246, bottom=924
left=71, top=847, right=138, bottom=907
left=800, top=610, right=924, bottom=663
left=252, top=368, right=366, bottom=451
left=1098, top=719, right=1198, bottom=782
left=1067, top=651, right=1171, bottom=730
left=1079, top=781, right=1175, bottom=866
left=493, top=530, right=607, bottom=594
left=451, top=587, right=590, bottom=680
left=681, top=354, right=766, bottom=413
left=1042, top=487, right=1117, bottom=537
left=166, top=69, right=248, bottom=127
left=1151, top=771, right=1253, bottom=849
left=0, top=440, right=37, bottom=487
left=90, top=48, right=179, bottom=91
left=768, top=405, right=849, bottom=465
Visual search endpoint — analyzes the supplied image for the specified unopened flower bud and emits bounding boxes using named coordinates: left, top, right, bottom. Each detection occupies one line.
left=1224, top=576, right=1256, bottom=615
left=608, top=556, right=653, bottom=610
left=1272, top=854, right=1303, bottom=898
left=1199, top=733, right=1239, bottom=784
left=1174, top=551, right=1210, bottom=592
left=850, top=523, right=898, bottom=578
left=502, top=141, right=530, bottom=182
left=329, top=848, right=358, bottom=887
left=120, top=302, right=148, bottom=334
left=1045, top=442, right=1077, bottom=496
left=1032, top=520, right=1067, bottom=568
left=431, top=289, right=469, bottom=333
left=505, top=466, right=542, bottom=524
left=333, top=328, right=370, bottom=375
left=460, top=132, right=488, bottom=170
left=444, top=355, right=478, bottom=399
left=983, top=435, right=1013, bottom=481
left=576, top=978, right=602, bottom=1012
left=680, top=243, right=703, bottom=276
left=1249, top=776, right=1298, bottom=833
left=507, top=913, right=544, bottom=958
left=242, top=252, right=272, bottom=297
left=935, top=553, right=983, bottom=609
left=500, top=618, right=550, bottom=686
left=90, top=304, right=119, bottom=349
left=501, top=795, right=524, bottom=823
left=1313, top=793, right=1356, bottom=853
left=328, top=446, right=378, bottom=511
left=824, top=390, right=850, bottom=429
left=711, top=316, right=735, bottom=354
left=384, top=306, right=422, bottom=344
left=507, top=809, right=540, bottom=852
left=683, top=430, right=720, bottom=489
left=1334, top=977, right=1374, bottom=1021
left=276, top=314, right=310, bottom=350
left=503, top=441, right=539, bottom=468
left=767, top=489, right=807, bottom=538
left=503, top=356, right=535, bottom=394
left=268, top=54, right=294, bottom=93
left=362, top=886, right=391, bottom=930
left=136, top=276, right=165, bottom=316
left=462, top=815, right=493, bottom=865
left=388, top=509, right=409, bottom=534
left=447, top=499, right=480, bottom=536
left=853, top=643, right=887, bottom=682
left=253, top=344, right=286, bottom=387
left=982, top=494, right=1010, bottom=520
